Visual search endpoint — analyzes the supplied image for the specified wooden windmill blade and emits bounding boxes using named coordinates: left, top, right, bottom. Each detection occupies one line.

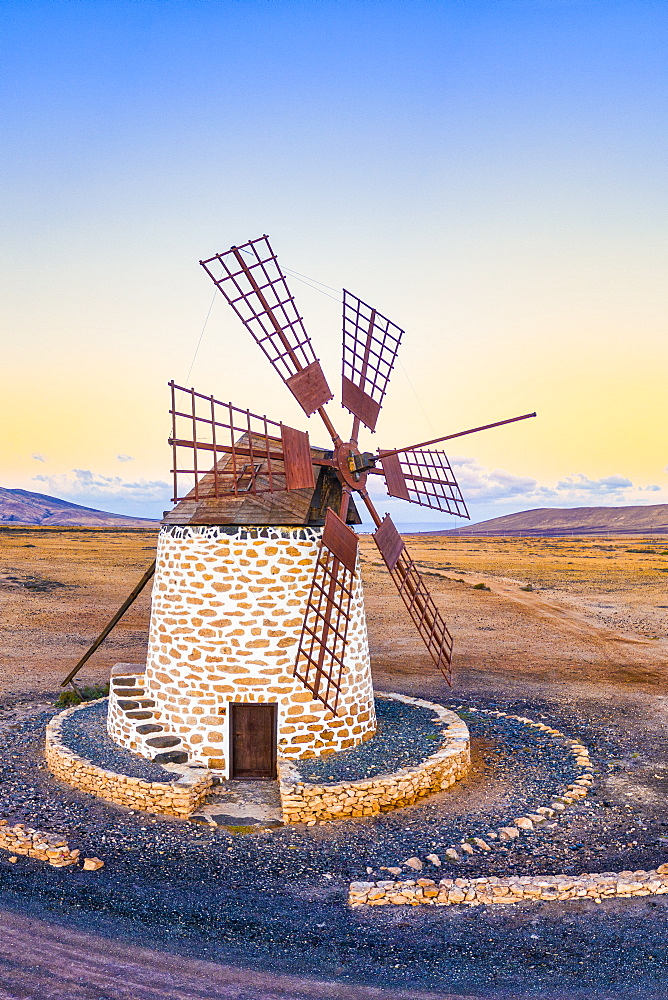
left=373, top=513, right=454, bottom=684
left=374, top=411, right=539, bottom=517
left=379, top=448, right=470, bottom=519
left=168, top=382, right=317, bottom=503
left=358, top=496, right=454, bottom=685
left=200, top=236, right=333, bottom=416
left=293, top=508, right=359, bottom=715
left=342, top=290, right=403, bottom=433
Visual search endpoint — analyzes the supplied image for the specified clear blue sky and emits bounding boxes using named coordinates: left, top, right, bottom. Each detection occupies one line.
left=2, top=0, right=667, bottom=523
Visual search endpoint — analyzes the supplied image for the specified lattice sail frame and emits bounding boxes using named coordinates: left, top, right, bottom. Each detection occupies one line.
left=380, top=448, right=469, bottom=518
left=168, top=382, right=314, bottom=503
left=200, top=236, right=332, bottom=415
left=293, top=510, right=359, bottom=715
left=189, top=236, right=535, bottom=702
left=373, top=515, right=453, bottom=684
left=342, top=290, right=403, bottom=432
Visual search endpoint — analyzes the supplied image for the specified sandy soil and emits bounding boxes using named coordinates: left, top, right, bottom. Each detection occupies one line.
left=362, top=533, right=668, bottom=694
left=0, top=527, right=157, bottom=693
left=0, top=527, right=666, bottom=696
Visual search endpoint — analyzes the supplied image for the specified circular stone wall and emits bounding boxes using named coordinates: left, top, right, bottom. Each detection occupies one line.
left=279, top=693, right=471, bottom=824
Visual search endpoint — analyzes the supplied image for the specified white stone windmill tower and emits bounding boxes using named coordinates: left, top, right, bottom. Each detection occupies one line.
left=77, top=235, right=535, bottom=780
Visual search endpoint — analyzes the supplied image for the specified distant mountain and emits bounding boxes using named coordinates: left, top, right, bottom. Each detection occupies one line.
left=432, top=504, right=668, bottom=537
left=0, top=488, right=158, bottom=527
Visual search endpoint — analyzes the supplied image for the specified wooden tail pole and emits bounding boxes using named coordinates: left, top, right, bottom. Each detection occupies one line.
left=378, top=412, right=537, bottom=460
left=60, top=561, right=156, bottom=688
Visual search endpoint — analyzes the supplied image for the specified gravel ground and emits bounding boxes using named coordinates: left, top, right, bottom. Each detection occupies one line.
left=1, top=688, right=668, bottom=997
left=287, top=696, right=445, bottom=782
left=59, top=699, right=182, bottom=782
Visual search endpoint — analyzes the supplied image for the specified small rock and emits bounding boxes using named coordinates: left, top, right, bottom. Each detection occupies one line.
left=8, top=856, right=17, bottom=864
left=498, top=827, right=520, bottom=841
left=82, top=857, right=104, bottom=871
left=460, top=842, right=474, bottom=855
left=444, top=848, right=459, bottom=861
left=381, top=866, right=403, bottom=875
left=514, top=818, right=534, bottom=831
left=536, top=807, right=555, bottom=817
left=657, top=864, right=668, bottom=875
left=403, top=857, right=423, bottom=871
left=550, top=802, right=566, bottom=812
left=473, top=838, right=491, bottom=851
left=426, top=853, right=441, bottom=866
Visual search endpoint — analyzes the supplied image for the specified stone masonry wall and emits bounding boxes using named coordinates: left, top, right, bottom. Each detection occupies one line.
left=279, top=694, right=470, bottom=824
left=107, top=665, right=152, bottom=753
left=349, top=867, right=668, bottom=907
left=48, top=702, right=212, bottom=817
left=126, top=525, right=375, bottom=773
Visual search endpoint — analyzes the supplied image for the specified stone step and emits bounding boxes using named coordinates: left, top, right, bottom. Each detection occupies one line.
left=136, top=724, right=164, bottom=735
left=112, top=678, right=139, bottom=688
left=116, top=692, right=147, bottom=702
left=152, top=750, right=189, bottom=764
left=126, top=710, right=154, bottom=720
left=117, top=699, right=142, bottom=710
left=111, top=663, right=144, bottom=677
left=145, top=735, right=181, bottom=749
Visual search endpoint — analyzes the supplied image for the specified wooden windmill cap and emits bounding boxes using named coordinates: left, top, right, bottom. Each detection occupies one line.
left=163, top=436, right=361, bottom=528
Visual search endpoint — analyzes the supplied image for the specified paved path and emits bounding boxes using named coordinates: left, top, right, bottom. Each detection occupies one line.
left=190, top=779, right=283, bottom=830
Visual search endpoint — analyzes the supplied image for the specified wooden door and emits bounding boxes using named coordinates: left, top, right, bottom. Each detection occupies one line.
left=230, top=703, right=277, bottom=779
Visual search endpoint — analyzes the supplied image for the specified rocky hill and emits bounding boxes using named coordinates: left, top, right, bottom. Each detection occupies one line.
left=0, top=488, right=158, bottom=527
left=437, top=504, right=668, bottom=537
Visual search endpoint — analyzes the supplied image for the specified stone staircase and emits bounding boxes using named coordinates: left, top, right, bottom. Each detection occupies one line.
left=107, top=666, right=189, bottom=764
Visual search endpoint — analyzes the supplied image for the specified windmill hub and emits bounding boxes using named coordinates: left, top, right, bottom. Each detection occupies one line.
left=335, top=442, right=376, bottom=489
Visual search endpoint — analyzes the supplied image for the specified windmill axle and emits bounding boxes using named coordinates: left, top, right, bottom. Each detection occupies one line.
left=333, top=442, right=377, bottom=489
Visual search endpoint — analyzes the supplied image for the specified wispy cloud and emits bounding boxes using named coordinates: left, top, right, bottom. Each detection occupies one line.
left=451, top=458, right=550, bottom=504
left=366, top=454, right=668, bottom=525
left=33, top=469, right=171, bottom=518
left=116, top=454, right=134, bottom=463
left=32, top=453, right=46, bottom=463
left=554, top=473, right=632, bottom=494
left=451, top=461, right=666, bottom=508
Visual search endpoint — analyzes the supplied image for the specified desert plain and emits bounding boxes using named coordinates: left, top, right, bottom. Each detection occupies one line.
left=0, top=525, right=667, bottom=998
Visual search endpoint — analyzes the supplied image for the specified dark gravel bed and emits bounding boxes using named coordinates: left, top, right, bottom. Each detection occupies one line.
left=2, top=690, right=668, bottom=997
left=296, top=696, right=443, bottom=782
left=59, top=699, right=180, bottom=783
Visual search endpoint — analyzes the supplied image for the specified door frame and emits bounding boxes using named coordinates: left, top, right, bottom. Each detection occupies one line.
left=229, top=702, right=278, bottom=780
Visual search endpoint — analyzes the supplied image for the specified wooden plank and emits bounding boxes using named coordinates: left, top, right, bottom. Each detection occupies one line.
left=379, top=451, right=410, bottom=502
left=341, top=375, right=381, bottom=432
left=230, top=703, right=277, bottom=779
left=286, top=360, right=333, bottom=415
left=373, top=515, right=404, bottom=571
left=281, top=425, right=315, bottom=490
left=322, top=508, right=358, bottom=574
left=162, top=486, right=315, bottom=526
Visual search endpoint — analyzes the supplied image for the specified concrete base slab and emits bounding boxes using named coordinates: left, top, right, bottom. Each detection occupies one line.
left=191, top=779, right=283, bottom=829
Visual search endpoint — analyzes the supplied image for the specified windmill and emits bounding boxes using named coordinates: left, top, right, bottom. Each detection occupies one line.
left=67, top=235, right=535, bottom=779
